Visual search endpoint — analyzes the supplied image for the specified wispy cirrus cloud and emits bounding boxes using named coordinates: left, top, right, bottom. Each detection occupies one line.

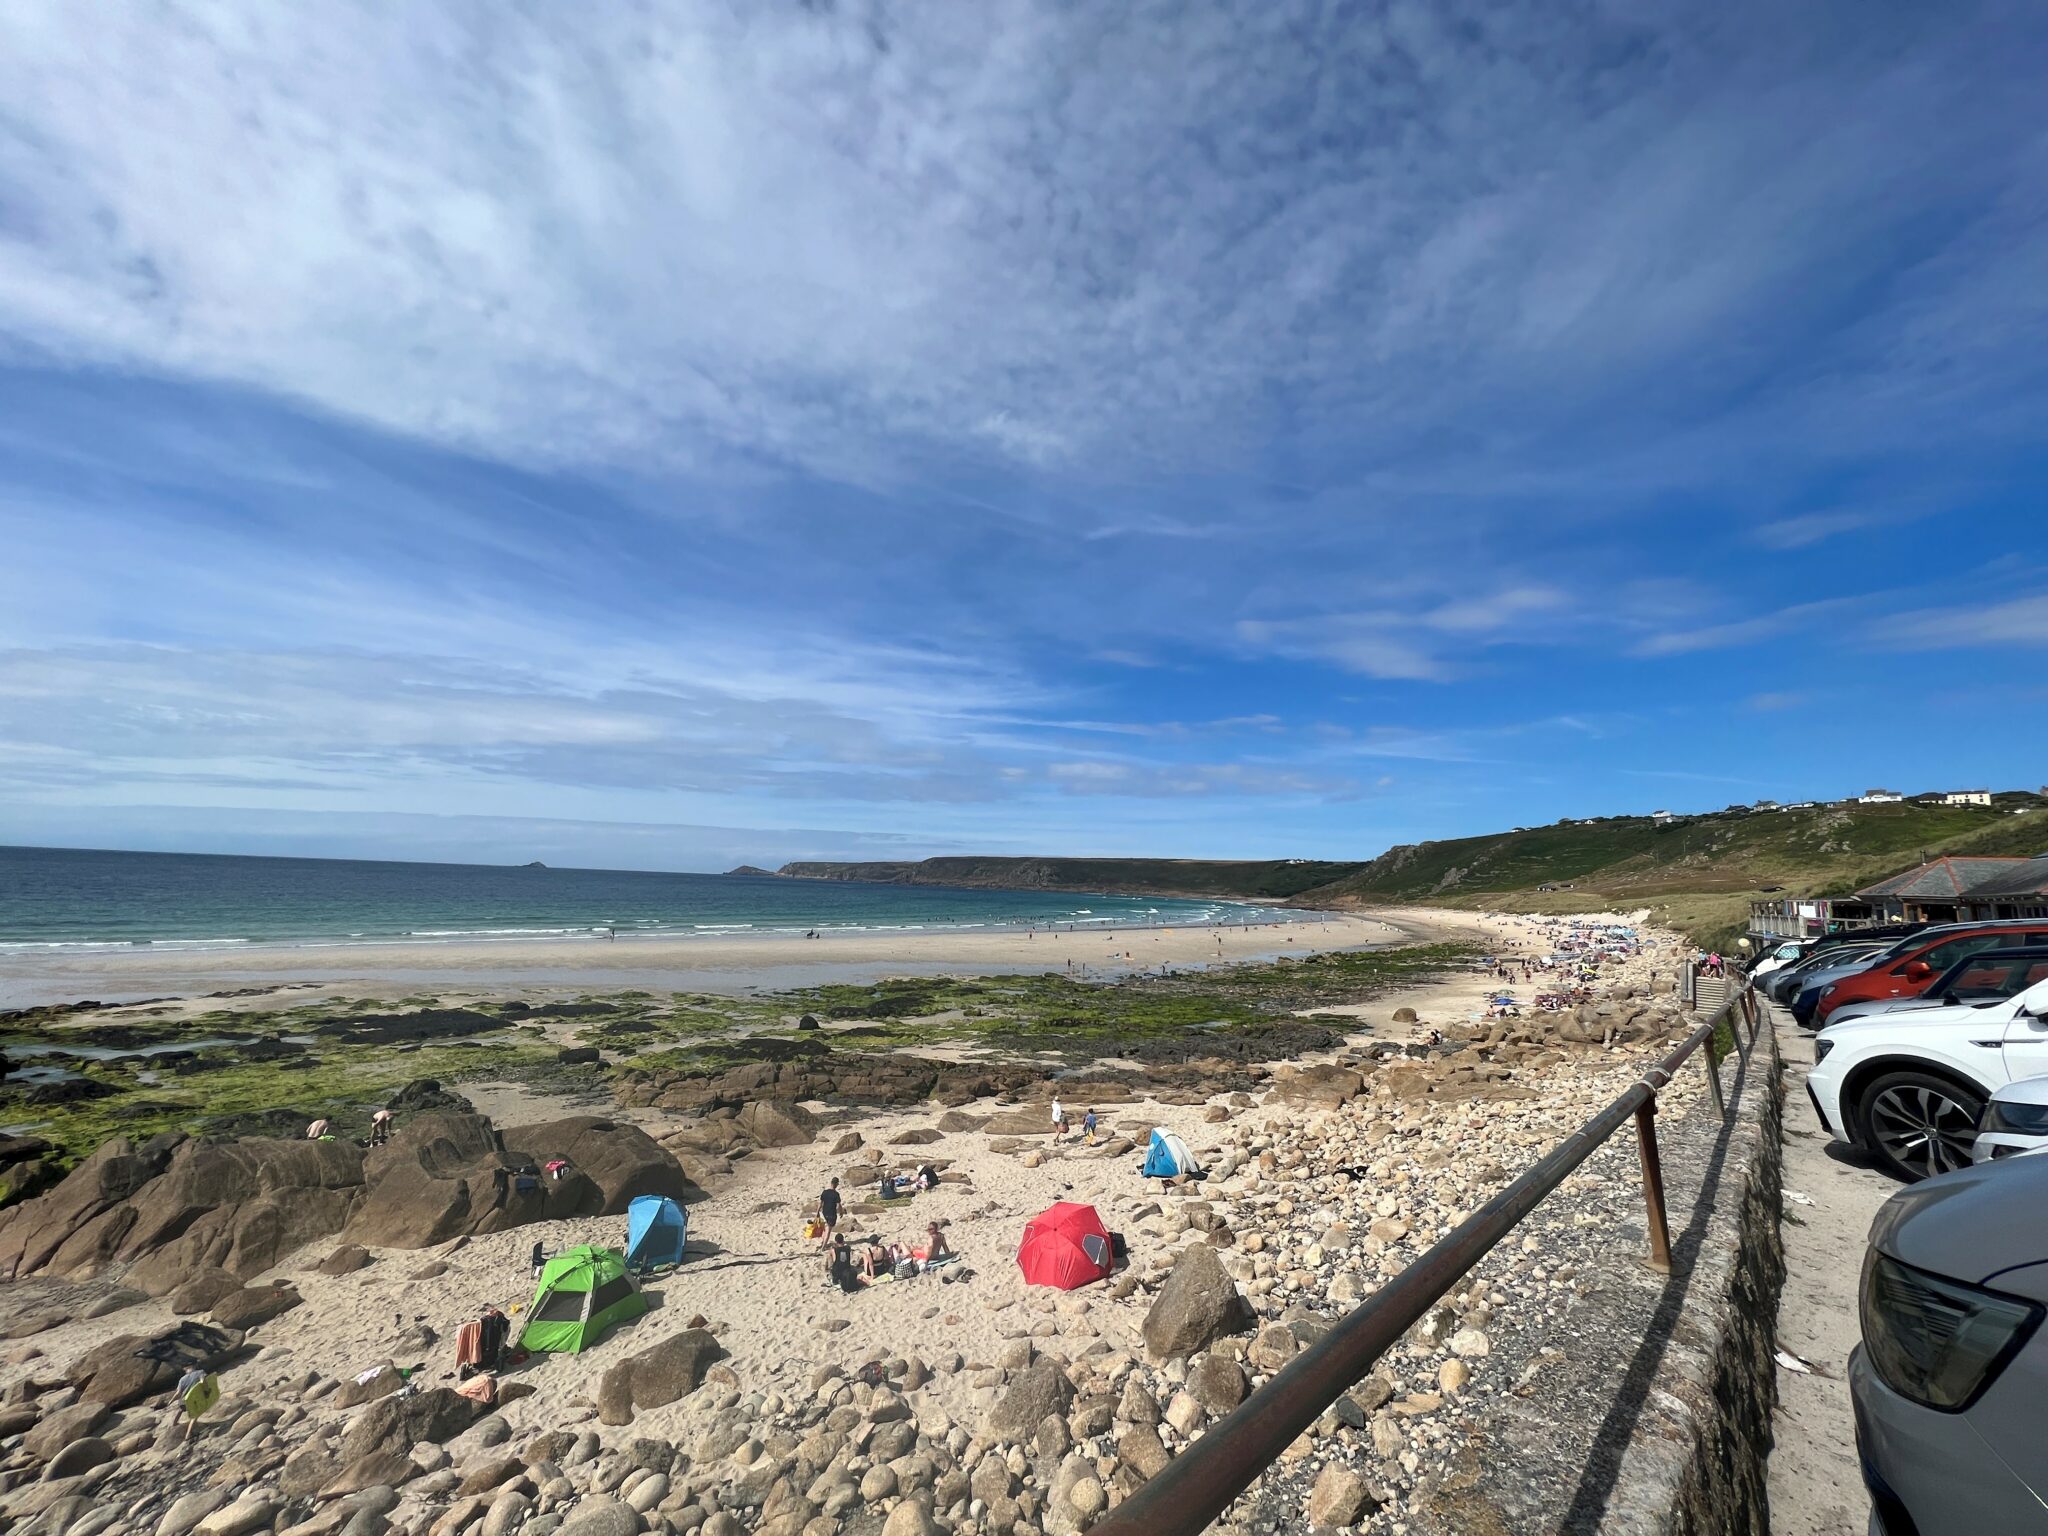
left=1, top=2, right=2045, bottom=860
left=1878, top=592, right=2048, bottom=649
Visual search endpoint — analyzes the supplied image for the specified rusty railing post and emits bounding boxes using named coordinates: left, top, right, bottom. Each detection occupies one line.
left=1702, top=1037, right=1726, bottom=1116
left=1635, top=1097, right=1673, bottom=1273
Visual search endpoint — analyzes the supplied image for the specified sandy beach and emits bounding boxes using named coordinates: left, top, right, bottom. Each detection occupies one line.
left=0, top=912, right=1407, bottom=1011
left=0, top=903, right=1690, bottom=1536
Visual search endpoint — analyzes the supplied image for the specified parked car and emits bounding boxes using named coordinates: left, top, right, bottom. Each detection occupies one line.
left=1974, top=1075, right=2048, bottom=1163
left=1828, top=947, right=2048, bottom=1026
left=1781, top=945, right=1898, bottom=1019
left=1748, top=939, right=1812, bottom=980
left=1851, top=1154, right=2048, bottom=1532
left=1766, top=941, right=1890, bottom=1007
left=1806, top=975, right=2048, bottom=1180
left=1786, top=920, right=2048, bottom=1023
left=1813, top=921, right=2048, bottom=1028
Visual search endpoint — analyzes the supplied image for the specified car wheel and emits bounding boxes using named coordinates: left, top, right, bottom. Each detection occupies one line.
left=1857, top=1071, right=1985, bottom=1182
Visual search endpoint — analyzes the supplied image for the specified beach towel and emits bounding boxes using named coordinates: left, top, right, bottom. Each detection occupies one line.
left=454, top=1320, right=484, bottom=1371
left=455, top=1374, right=498, bottom=1406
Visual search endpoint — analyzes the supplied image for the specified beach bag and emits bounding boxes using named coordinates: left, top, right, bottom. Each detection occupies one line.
left=893, top=1259, right=918, bottom=1280
left=803, top=1218, right=825, bottom=1240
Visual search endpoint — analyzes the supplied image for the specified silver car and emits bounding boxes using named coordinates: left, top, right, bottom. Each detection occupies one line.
left=1974, top=1076, right=2048, bottom=1163
left=1852, top=1155, right=2048, bottom=1531
left=1831, top=948, right=2048, bottom=1027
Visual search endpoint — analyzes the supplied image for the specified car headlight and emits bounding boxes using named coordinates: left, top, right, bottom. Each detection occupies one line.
left=1813, top=1037, right=1835, bottom=1065
left=1981, top=1098, right=2048, bottom=1136
left=1860, top=1251, right=2043, bottom=1411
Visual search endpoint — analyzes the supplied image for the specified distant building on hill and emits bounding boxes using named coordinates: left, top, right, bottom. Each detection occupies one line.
left=1859, top=788, right=1905, bottom=804
left=1939, top=789, right=1993, bottom=807
left=1754, top=799, right=1782, bottom=812
left=1650, top=809, right=1675, bottom=825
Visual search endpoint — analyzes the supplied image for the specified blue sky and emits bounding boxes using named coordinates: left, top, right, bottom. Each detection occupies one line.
left=2, top=1, right=2045, bottom=871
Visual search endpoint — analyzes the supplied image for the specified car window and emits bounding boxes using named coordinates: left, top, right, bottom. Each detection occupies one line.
left=1952, top=960, right=2014, bottom=992
left=1908, top=935, right=2006, bottom=973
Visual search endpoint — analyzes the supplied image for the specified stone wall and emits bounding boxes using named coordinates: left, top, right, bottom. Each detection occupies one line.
left=1610, top=1022, right=1785, bottom=1536
left=1398, top=1014, right=1787, bottom=1536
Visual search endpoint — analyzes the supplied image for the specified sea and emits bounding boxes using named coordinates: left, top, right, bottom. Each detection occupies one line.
left=0, top=845, right=1295, bottom=954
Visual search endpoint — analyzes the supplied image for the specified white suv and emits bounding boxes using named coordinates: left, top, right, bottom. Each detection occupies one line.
left=1806, top=976, right=2048, bottom=1181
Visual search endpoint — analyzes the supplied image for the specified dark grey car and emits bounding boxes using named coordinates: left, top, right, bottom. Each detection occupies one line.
left=1852, top=1154, right=2048, bottom=1532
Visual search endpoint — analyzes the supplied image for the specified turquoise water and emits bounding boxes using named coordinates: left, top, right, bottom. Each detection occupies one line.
left=0, top=845, right=1292, bottom=953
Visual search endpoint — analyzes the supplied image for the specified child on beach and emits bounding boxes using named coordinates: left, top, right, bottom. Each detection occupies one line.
left=1083, top=1108, right=1098, bottom=1145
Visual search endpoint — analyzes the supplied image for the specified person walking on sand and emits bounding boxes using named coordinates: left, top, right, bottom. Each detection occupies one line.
left=1083, top=1107, right=1098, bottom=1146
left=1049, top=1096, right=1066, bottom=1143
left=818, top=1178, right=843, bottom=1243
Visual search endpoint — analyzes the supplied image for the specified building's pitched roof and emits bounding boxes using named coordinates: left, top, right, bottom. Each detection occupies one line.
left=1855, top=857, right=2031, bottom=901
left=1949, top=855, right=2048, bottom=900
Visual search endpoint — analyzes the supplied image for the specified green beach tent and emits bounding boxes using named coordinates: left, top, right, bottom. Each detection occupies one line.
left=517, top=1244, right=647, bottom=1354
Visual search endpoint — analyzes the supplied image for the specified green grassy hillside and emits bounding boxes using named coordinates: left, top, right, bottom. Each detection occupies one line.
left=1296, top=794, right=2048, bottom=949
left=773, top=856, right=1364, bottom=900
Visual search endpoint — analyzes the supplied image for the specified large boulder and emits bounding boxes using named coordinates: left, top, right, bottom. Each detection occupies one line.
left=346, top=1113, right=594, bottom=1247
left=24, top=1401, right=109, bottom=1460
left=987, top=1360, right=1077, bottom=1443
left=211, top=1283, right=302, bottom=1330
left=503, top=1118, right=697, bottom=1210
left=113, top=1137, right=365, bottom=1294
left=1268, top=1064, right=1365, bottom=1109
left=1142, top=1245, right=1256, bottom=1361
left=282, top=1387, right=483, bottom=1497
left=0, top=1136, right=176, bottom=1279
left=386, top=1079, right=475, bottom=1116
left=597, top=1329, right=726, bottom=1425
left=733, top=1101, right=819, bottom=1149
left=0, top=1108, right=694, bottom=1284
left=70, top=1322, right=243, bottom=1407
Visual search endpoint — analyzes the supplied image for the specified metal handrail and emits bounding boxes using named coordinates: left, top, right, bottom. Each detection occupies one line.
left=1089, top=986, right=1760, bottom=1536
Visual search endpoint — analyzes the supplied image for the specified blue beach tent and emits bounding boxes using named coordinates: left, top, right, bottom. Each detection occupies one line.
left=1142, top=1129, right=1202, bottom=1180
left=625, top=1195, right=689, bottom=1271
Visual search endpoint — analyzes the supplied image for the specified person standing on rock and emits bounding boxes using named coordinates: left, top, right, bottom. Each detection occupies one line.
left=818, top=1177, right=843, bottom=1244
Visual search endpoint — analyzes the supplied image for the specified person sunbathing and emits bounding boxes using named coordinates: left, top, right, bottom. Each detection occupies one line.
left=920, top=1222, right=952, bottom=1261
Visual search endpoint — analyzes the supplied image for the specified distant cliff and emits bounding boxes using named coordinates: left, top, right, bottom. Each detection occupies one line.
left=722, top=865, right=774, bottom=877
left=772, top=856, right=1364, bottom=901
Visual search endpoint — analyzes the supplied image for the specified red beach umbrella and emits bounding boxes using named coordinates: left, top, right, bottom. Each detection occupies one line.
left=1017, top=1201, right=1115, bottom=1290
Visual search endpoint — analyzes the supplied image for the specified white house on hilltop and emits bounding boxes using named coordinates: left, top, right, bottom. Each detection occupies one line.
left=1859, top=788, right=1905, bottom=804
left=1940, top=789, right=1993, bottom=807
left=1651, top=809, right=1676, bottom=825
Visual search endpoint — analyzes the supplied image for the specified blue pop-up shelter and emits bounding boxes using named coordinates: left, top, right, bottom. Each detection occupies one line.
left=1142, top=1128, right=1202, bottom=1179
left=625, top=1194, right=689, bottom=1271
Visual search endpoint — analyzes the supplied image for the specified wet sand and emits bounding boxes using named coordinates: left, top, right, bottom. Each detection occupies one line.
left=0, top=911, right=1406, bottom=1009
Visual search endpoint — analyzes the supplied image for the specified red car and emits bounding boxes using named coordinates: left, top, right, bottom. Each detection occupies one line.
left=1815, top=921, right=2048, bottom=1024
